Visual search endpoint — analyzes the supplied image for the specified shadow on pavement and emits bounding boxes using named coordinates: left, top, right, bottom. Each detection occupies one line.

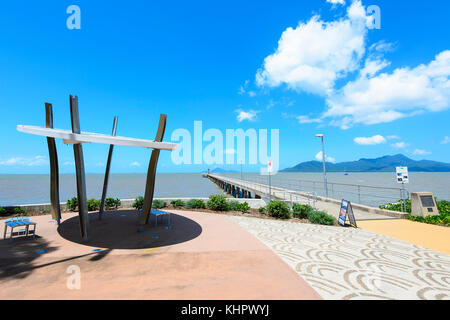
left=0, top=236, right=57, bottom=280
left=57, top=210, right=203, bottom=250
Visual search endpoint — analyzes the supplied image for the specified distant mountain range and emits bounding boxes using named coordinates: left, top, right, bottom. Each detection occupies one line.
left=281, top=154, right=450, bottom=172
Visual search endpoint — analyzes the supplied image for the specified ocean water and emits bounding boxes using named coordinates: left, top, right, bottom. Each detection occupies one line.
left=0, top=172, right=449, bottom=207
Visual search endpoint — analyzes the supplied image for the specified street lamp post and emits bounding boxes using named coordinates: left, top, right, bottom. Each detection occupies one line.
left=315, top=134, right=328, bottom=198
left=240, top=161, right=243, bottom=181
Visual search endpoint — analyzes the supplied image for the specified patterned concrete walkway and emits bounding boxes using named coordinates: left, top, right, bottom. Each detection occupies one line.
left=229, top=215, right=450, bottom=300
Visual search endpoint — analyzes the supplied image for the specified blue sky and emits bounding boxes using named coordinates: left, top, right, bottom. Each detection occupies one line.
left=0, top=0, right=449, bottom=174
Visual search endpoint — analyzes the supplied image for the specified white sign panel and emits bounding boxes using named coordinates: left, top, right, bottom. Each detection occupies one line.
left=396, top=166, right=409, bottom=184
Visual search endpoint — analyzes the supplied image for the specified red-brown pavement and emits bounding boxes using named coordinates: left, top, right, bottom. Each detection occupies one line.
left=0, top=209, right=321, bottom=299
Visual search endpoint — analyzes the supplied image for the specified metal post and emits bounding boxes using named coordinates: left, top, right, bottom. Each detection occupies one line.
left=401, top=183, right=405, bottom=213
left=320, top=136, right=328, bottom=198
left=45, top=103, right=61, bottom=225
left=99, top=116, right=118, bottom=220
left=70, top=95, right=89, bottom=241
left=269, top=171, right=272, bottom=201
left=240, top=162, right=243, bottom=181
left=139, top=114, right=167, bottom=226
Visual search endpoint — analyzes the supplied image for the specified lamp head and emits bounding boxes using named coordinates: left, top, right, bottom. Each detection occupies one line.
left=315, top=134, right=324, bottom=138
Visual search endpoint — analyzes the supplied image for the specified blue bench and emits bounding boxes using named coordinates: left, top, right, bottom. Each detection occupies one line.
left=139, top=209, right=171, bottom=227
left=3, top=216, right=37, bottom=240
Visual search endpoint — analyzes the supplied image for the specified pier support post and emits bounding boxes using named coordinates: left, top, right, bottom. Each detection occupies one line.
left=139, top=114, right=167, bottom=226
left=45, top=103, right=61, bottom=225
left=70, top=95, right=89, bottom=241
left=255, top=194, right=261, bottom=199
left=237, top=187, right=240, bottom=198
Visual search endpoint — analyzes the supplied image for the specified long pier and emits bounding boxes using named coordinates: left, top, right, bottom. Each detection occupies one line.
left=206, top=173, right=315, bottom=204
left=205, top=173, right=408, bottom=220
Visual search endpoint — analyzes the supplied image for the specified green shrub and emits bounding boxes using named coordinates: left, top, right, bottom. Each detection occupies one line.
left=0, top=207, right=6, bottom=216
left=66, top=197, right=78, bottom=211
left=132, top=196, right=144, bottom=210
left=307, top=210, right=335, bottom=225
left=170, top=199, right=185, bottom=208
left=379, top=199, right=411, bottom=213
left=292, top=204, right=313, bottom=219
left=239, top=202, right=251, bottom=213
left=207, top=194, right=229, bottom=211
left=87, top=199, right=100, bottom=211
left=442, top=215, right=450, bottom=225
left=14, top=207, right=27, bottom=216
left=382, top=198, right=449, bottom=227
left=185, top=199, right=206, bottom=209
left=266, top=201, right=291, bottom=219
left=227, top=200, right=241, bottom=211
left=105, top=197, right=121, bottom=210
left=258, top=206, right=266, bottom=214
left=437, top=199, right=450, bottom=215
left=152, top=199, right=166, bottom=209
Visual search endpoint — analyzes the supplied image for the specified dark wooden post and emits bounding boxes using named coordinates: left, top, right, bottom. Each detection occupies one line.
left=45, top=103, right=61, bottom=224
left=99, top=116, right=118, bottom=219
left=70, top=95, right=89, bottom=241
left=139, top=114, right=167, bottom=226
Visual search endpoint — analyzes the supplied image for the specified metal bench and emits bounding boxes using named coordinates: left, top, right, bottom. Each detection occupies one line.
left=139, top=209, right=171, bottom=228
left=150, top=209, right=171, bottom=228
left=3, top=216, right=37, bottom=240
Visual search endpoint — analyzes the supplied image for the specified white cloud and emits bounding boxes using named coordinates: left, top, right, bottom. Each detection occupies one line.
left=386, top=135, right=400, bottom=140
left=238, top=80, right=256, bottom=97
left=325, top=50, right=450, bottom=127
left=369, top=40, right=395, bottom=53
left=391, top=142, right=410, bottom=149
left=0, top=156, right=47, bottom=166
left=360, top=58, right=390, bottom=78
left=63, top=161, right=74, bottom=166
left=315, top=151, right=336, bottom=163
left=130, top=161, right=141, bottom=167
left=412, top=149, right=431, bottom=156
left=266, top=100, right=276, bottom=110
left=236, top=109, right=259, bottom=122
left=297, top=115, right=322, bottom=124
left=326, top=0, right=346, bottom=5
left=252, top=1, right=450, bottom=129
left=256, top=1, right=368, bottom=95
left=238, top=80, right=249, bottom=95
left=441, top=136, right=450, bottom=144
left=353, top=135, right=386, bottom=145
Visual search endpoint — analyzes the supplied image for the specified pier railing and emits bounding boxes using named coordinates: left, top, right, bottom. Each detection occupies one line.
left=215, top=173, right=409, bottom=208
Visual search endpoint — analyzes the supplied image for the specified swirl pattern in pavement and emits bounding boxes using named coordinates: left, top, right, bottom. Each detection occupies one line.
left=229, top=216, right=450, bottom=300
